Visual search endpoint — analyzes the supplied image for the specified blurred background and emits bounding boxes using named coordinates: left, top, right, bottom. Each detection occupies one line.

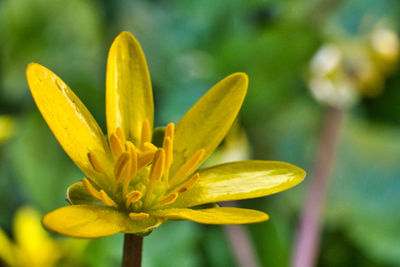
left=1, top=0, right=400, bottom=266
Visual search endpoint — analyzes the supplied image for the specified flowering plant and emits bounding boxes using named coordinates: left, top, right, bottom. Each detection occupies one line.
left=26, top=31, right=304, bottom=265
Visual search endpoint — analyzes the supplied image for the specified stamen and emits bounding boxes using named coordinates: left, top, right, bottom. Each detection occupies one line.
left=137, top=151, right=155, bottom=169
left=82, top=178, right=101, bottom=199
left=149, top=149, right=165, bottom=182
left=110, top=133, right=124, bottom=157
left=129, top=212, right=149, bottom=221
left=123, top=147, right=138, bottom=196
left=87, top=152, right=107, bottom=175
left=163, top=123, right=174, bottom=166
left=99, top=190, right=118, bottom=207
left=156, top=192, right=178, bottom=206
left=140, top=120, right=151, bottom=149
left=164, top=123, right=175, bottom=144
left=115, top=127, right=126, bottom=144
left=163, top=137, right=173, bottom=168
left=142, top=142, right=157, bottom=153
left=125, top=142, right=138, bottom=178
left=125, top=190, right=142, bottom=208
left=125, top=141, right=137, bottom=151
left=114, top=152, right=130, bottom=183
left=178, top=173, right=200, bottom=193
left=170, top=149, right=205, bottom=185
left=144, top=149, right=165, bottom=206
left=162, top=137, right=172, bottom=185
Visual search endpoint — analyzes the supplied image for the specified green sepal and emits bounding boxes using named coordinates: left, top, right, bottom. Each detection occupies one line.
left=66, top=181, right=102, bottom=205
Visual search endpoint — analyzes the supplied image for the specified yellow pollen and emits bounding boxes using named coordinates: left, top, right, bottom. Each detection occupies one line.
left=110, top=133, right=124, bottom=157
left=82, top=178, right=102, bottom=199
left=140, top=120, right=151, bottom=149
left=87, top=152, right=107, bottom=175
left=170, top=149, right=205, bottom=185
left=115, top=127, right=126, bottom=144
left=125, top=190, right=142, bottom=208
left=113, top=152, right=130, bottom=183
left=129, top=212, right=149, bottom=221
left=178, top=173, right=200, bottom=193
left=99, top=190, right=118, bottom=207
left=156, top=192, right=178, bottom=206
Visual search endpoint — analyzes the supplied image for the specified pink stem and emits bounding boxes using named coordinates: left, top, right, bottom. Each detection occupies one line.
left=291, top=107, right=344, bottom=267
left=223, top=201, right=260, bottom=267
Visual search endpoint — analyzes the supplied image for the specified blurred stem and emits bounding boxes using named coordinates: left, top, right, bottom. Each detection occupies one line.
left=223, top=201, right=260, bottom=267
left=122, top=234, right=143, bottom=267
left=292, top=107, right=344, bottom=267
left=310, top=0, right=344, bottom=23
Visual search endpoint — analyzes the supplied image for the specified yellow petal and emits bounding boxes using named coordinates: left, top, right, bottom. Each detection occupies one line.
left=43, top=205, right=163, bottom=238
left=171, top=73, right=248, bottom=177
left=171, top=161, right=306, bottom=208
left=0, top=115, right=15, bottom=144
left=14, top=207, right=51, bottom=250
left=106, top=31, right=154, bottom=145
left=26, top=63, right=111, bottom=187
left=43, top=205, right=130, bottom=238
left=14, top=207, right=60, bottom=266
left=152, top=207, right=269, bottom=224
left=0, top=227, right=15, bottom=266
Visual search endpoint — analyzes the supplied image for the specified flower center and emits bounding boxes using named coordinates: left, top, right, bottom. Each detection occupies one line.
left=82, top=120, right=205, bottom=221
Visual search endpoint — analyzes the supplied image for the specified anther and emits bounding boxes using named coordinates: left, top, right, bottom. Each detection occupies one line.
left=144, top=149, right=165, bottom=206
left=99, top=190, right=118, bottom=207
left=140, top=120, right=151, bottom=149
left=137, top=150, right=155, bottom=169
left=129, top=212, right=149, bottom=221
left=178, top=173, right=200, bottom=193
left=110, top=133, right=124, bottom=157
left=142, top=142, right=157, bottom=153
left=162, top=137, right=173, bottom=185
left=165, top=123, right=174, bottom=142
left=163, top=123, right=174, bottom=166
left=170, top=149, right=205, bottom=185
left=125, top=143, right=138, bottom=178
left=87, top=152, right=107, bottom=175
left=115, top=127, right=126, bottom=144
left=125, top=141, right=136, bottom=151
left=82, top=178, right=102, bottom=199
left=123, top=147, right=138, bottom=196
left=163, top=137, right=173, bottom=168
left=156, top=192, right=178, bottom=206
left=125, top=190, right=142, bottom=208
left=114, top=152, right=130, bottom=183
left=149, top=149, right=165, bottom=182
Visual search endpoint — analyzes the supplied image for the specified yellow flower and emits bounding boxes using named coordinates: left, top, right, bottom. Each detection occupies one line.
left=0, top=206, right=86, bottom=267
left=26, top=32, right=305, bottom=238
left=0, top=115, right=15, bottom=144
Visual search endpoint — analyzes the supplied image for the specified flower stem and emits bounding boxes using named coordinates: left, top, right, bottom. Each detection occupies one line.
left=122, top=234, right=143, bottom=267
left=223, top=201, right=260, bottom=267
left=291, top=107, right=344, bottom=267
